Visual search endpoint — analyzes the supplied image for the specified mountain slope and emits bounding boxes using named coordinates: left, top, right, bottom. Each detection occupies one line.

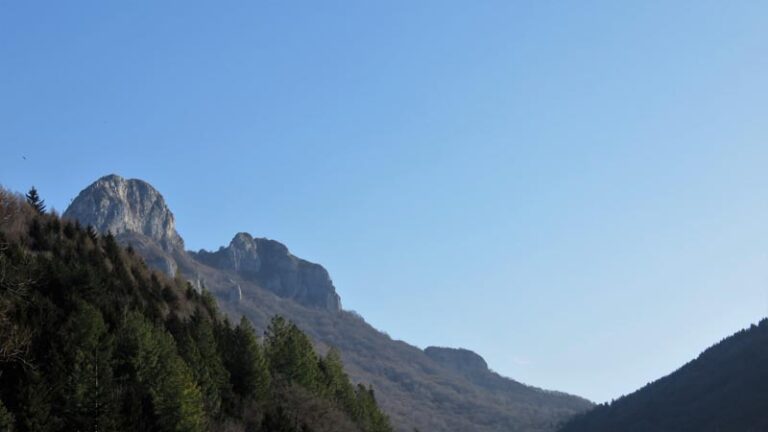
left=64, top=174, right=593, bottom=432
left=560, top=319, right=768, bottom=432
left=0, top=186, right=392, bottom=432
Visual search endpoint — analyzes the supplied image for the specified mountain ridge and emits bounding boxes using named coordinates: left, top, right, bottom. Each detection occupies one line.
left=64, top=175, right=342, bottom=312
left=63, top=174, right=593, bottom=432
left=191, top=231, right=341, bottom=311
left=0, top=186, right=393, bottom=432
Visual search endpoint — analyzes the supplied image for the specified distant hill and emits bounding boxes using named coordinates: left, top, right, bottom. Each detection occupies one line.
left=560, top=319, right=768, bottom=432
left=64, top=174, right=593, bottom=432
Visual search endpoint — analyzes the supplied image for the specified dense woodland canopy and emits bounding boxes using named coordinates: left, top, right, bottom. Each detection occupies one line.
left=0, top=187, right=392, bottom=432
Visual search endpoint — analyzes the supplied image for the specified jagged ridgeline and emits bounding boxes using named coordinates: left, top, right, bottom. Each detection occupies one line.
left=0, top=188, right=392, bottom=432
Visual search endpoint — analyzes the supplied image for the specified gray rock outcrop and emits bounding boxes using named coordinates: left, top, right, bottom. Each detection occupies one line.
left=193, top=232, right=341, bottom=312
left=63, top=174, right=184, bottom=252
left=63, top=174, right=191, bottom=278
left=64, top=174, right=342, bottom=311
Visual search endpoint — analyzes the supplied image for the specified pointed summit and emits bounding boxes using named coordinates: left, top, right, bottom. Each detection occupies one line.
left=64, top=174, right=184, bottom=252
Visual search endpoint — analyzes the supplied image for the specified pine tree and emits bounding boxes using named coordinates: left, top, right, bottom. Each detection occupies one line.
left=265, top=316, right=320, bottom=391
left=223, top=317, right=270, bottom=403
left=55, top=302, right=117, bottom=431
left=318, top=348, right=357, bottom=416
left=175, top=311, right=232, bottom=419
left=118, top=312, right=206, bottom=432
left=24, top=187, right=45, bottom=214
left=354, top=385, right=392, bottom=432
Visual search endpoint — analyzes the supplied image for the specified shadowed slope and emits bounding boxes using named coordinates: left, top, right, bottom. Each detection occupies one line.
left=560, top=319, right=768, bottom=432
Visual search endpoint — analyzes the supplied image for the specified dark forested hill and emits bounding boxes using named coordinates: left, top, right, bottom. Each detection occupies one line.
left=560, top=319, right=768, bottom=432
left=0, top=187, right=392, bottom=432
left=62, top=174, right=593, bottom=432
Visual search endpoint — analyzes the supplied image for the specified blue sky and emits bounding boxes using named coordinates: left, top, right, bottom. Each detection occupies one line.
left=2, top=1, right=768, bottom=403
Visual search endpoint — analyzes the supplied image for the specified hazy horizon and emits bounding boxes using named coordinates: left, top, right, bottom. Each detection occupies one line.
left=3, top=1, right=768, bottom=403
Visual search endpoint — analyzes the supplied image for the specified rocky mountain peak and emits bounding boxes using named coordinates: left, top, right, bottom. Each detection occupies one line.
left=63, top=174, right=184, bottom=252
left=193, top=234, right=341, bottom=312
left=65, top=175, right=341, bottom=312
left=231, top=232, right=255, bottom=248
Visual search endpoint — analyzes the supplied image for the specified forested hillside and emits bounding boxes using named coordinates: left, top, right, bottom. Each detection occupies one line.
left=0, top=187, right=392, bottom=432
left=560, top=319, right=768, bottom=432
left=61, top=174, right=592, bottom=432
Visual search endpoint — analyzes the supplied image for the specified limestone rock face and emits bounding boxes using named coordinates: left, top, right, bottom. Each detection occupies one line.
left=197, top=232, right=262, bottom=273
left=193, top=232, right=341, bottom=312
left=63, top=174, right=184, bottom=252
left=63, top=174, right=188, bottom=278
left=64, top=175, right=341, bottom=311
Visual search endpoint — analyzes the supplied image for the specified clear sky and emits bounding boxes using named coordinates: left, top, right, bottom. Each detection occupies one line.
left=2, top=1, right=768, bottom=403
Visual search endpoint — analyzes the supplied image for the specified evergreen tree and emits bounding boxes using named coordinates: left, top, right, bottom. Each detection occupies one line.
left=318, top=348, right=357, bottom=416
left=175, top=311, right=232, bottom=420
left=223, top=317, right=270, bottom=403
left=118, top=312, right=206, bottom=432
left=55, top=302, right=117, bottom=431
left=265, top=316, right=320, bottom=391
left=355, top=385, right=393, bottom=432
left=24, top=187, right=45, bottom=214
